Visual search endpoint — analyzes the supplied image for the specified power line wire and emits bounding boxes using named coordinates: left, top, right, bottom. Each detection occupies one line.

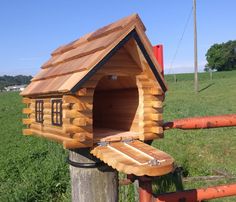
left=168, top=6, right=193, bottom=74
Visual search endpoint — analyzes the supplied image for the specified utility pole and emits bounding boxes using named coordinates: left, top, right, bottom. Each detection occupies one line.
left=193, top=0, right=198, bottom=92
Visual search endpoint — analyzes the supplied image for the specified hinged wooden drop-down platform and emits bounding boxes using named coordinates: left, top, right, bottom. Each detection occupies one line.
left=91, top=140, right=174, bottom=176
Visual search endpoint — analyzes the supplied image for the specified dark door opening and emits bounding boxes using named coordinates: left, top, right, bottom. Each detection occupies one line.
left=93, top=75, right=139, bottom=141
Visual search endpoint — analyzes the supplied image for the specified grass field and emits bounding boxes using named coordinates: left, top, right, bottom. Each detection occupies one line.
left=0, top=71, right=236, bottom=201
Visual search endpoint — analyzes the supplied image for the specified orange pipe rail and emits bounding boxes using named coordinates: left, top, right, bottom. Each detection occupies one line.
left=130, top=175, right=153, bottom=202
left=139, top=180, right=152, bottom=202
left=154, top=183, right=236, bottom=202
left=163, top=114, right=236, bottom=130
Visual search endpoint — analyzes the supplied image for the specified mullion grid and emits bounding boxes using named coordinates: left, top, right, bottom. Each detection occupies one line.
left=51, top=99, right=62, bottom=126
left=35, top=100, right=43, bottom=123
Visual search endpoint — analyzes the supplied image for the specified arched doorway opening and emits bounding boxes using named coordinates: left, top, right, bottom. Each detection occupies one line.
left=93, top=75, right=140, bottom=141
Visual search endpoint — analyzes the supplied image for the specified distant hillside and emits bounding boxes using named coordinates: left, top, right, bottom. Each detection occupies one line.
left=0, top=75, right=32, bottom=90
left=164, top=70, right=236, bottom=83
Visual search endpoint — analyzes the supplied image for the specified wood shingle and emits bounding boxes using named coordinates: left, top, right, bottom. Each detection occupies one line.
left=21, top=14, right=166, bottom=96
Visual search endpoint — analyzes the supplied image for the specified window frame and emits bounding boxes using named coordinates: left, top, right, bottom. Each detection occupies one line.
left=35, top=100, right=44, bottom=123
left=51, top=99, right=63, bottom=126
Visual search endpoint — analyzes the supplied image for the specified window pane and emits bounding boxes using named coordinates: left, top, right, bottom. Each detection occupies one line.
left=35, top=100, right=43, bottom=123
left=51, top=99, right=62, bottom=126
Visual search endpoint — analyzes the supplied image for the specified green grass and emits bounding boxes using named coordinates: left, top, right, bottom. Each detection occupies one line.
left=152, top=70, right=236, bottom=201
left=0, top=71, right=236, bottom=201
left=0, top=92, right=70, bottom=201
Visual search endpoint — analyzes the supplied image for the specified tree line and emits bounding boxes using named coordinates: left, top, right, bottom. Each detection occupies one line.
left=205, top=40, right=236, bottom=71
left=0, top=75, right=32, bottom=91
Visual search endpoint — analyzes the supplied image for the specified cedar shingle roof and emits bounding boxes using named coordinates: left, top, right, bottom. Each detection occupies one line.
left=21, top=14, right=166, bottom=96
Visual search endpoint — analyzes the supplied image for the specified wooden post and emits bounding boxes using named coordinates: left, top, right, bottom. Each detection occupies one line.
left=173, top=74, right=177, bottom=83
left=69, top=149, right=118, bottom=202
left=193, top=0, right=199, bottom=93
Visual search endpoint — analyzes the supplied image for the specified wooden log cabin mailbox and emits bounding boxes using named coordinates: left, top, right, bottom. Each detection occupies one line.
left=21, top=14, right=174, bottom=177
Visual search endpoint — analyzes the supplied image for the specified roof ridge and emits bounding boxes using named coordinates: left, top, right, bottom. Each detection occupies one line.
left=35, top=25, right=137, bottom=81
left=50, top=14, right=144, bottom=57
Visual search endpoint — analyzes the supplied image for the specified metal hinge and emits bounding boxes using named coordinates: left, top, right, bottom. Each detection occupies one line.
left=148, top=159, right=166, bottom=166
left=122, top=138, right=133, bottom=143
left=97, top=141, right=109, bottom=146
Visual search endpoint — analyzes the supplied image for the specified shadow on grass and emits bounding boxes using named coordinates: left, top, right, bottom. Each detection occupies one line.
left=198, top=83, right=215, bottom=93
left=152, top=167, right=184, bottom=195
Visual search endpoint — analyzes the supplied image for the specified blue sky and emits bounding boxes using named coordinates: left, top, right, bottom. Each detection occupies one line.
left=0, top=0, right=235, bottom=76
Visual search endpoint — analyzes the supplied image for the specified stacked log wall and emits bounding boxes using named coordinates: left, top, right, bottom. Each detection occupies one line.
left=22, top=45, right=165, bottom=147
left=22, top=96, right=93, bottom=149
left=136, top=74, right=164, bottom=141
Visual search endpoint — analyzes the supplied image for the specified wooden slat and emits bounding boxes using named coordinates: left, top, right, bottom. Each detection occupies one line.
left=63, top=95, right=93, bottom=104
left=43, top=109, right=51, bottom=115
left=25, top=128, right=92, bottom=148
left=72, top=103, right=93, bottom=111
left=144, top=95, right=165, bottom=102
left=81, top=80, right=99, bottom=88
left=63, top=140, right=92, bottom=149
left=43, top=114, right=51, bottom=120
left=142, top=120, right=163, bottom=127
left=22, top=129, right=33, bottom=135
left=63, top=124, right=92, bottom=133
left=49, top=30, right=124, bottom=68
left=151, top=114, right=163, bottom=121
left=29, top=113, right=35, bottom=119
left=94, top=136, right=122, bottom=143
left=47, top=42, right=106, bottom=70
left=43, top=125, right=66, bottom=137
left=76, top=88, right=95, bottom=96
left=124, top=38, right=145, bottom=71
left=22, top=118, right=33, bottom=125
left=61, top=118, right=71, bottom=124
left=151, top=101, right=163, bottom=108
left=139, top=81, right=155, bottom=87
left=70, top=133, right=87, bottom=142
left=72, top=118, right=87, bottom=127
left=129, top=141, right=171, bottom=160
left=100, top=65, right=142, bottom=76
left=62, top=103, right=71, bottom=109
left=143, top=107, right=160, bottom=114
left=22, top=108, right=32, bottom=114
left=139, top=133, right=163, bottom=141
left=86, top=118, right=93, bottom=125
left=142, top=88, right=163, bottom=95
left=87, top=26, right=123, bottom=41
left=134, top=24, right=167, bottom=89
left=42, top=119, right=52, bottom=125
left=143, top=114, right=163, bottom=121
left=30, top=123, right=43, bottom=131
left=145, top=108, right=163, bottom=114
left=64, top=109, right=92, bottom=119
left=143, top=126, right=163, bottom=134
left=51, top=14, right=141, bottom=56
left=63, top=95, right=78, bottom=104
left=110, top=142, right=150, bottom=164
left=87, top=73, right=105, bottom=81
left=93, top=128, right=140, bottom=143
left=30, top=129, right=71, bottom=143
left=91, top=140, right=174, bottom=176
left=22, top=97, right=31, bottom=104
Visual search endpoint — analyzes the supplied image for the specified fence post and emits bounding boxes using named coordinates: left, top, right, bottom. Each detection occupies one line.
left=69, top=149, right=118, bottom=202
